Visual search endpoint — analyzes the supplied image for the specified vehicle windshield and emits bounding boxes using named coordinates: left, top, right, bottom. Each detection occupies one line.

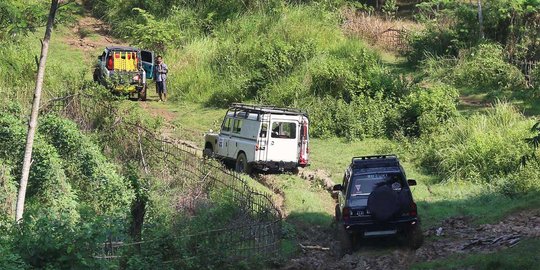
left=349, top=172, right=403, bottom=197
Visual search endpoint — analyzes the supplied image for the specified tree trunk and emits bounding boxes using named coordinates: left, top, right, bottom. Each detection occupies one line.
left=15, top=0, right=59, bottom=223
left=478, top=0, right=484, bottom=39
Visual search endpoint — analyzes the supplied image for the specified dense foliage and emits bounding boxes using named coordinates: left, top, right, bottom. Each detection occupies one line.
left=0, top=106, right=134, bottom=269
left=411, top=0, right=540, bottom=62
left=417, top=102, right=540, bottom=195
left=420, top=43, right=527, bottom=99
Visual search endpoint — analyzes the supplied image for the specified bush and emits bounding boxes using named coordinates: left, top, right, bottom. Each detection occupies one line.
left=497, top=161, right=540, bottom=196
left=39, top=115, right=134, bottom=217
left=407, top=26, right=460, bottom=65
left=304, top=94, right=390, bottom=140
left=398, top=83, right=459, bottom=137
left=452, top=44, right=526, bottom=98
left=418, top=43, right=527, bottom=99
left=418, top=102, right=535, bottom=183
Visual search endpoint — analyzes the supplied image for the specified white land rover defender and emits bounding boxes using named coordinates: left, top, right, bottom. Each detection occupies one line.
left=204, top=103, right=310, bottom=173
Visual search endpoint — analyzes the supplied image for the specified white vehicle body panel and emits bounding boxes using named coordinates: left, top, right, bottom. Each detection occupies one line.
left=204, top=104, right=310, bottom=170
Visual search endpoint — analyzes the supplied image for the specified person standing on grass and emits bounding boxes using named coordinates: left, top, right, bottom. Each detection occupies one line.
left=154, top=55, right=168, bottom=102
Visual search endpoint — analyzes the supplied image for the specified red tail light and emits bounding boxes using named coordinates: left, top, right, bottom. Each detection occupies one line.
left=409, top=202, right=417, bottom=217
left=107, top=56, right=113, bottom=70
left=342, top=207, right=351, bottom=222
left=255, top=144, right=259, bottom=151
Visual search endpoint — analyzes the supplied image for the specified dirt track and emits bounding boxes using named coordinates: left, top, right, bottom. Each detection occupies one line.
left=280, top=207, right=540, bottom=270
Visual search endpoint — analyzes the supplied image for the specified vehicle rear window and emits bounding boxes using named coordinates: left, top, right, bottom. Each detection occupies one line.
left=349, top=173, right=404, bottom=196
left=271, top=122, right=296, bottom=139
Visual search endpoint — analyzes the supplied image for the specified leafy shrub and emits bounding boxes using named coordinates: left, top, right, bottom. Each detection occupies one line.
left=419, top=43, right=526, bottom=99
left=496, top=161, right=540, bottom=196
left=15, top=212, right=118, bottom=269
left=0, top=0, right=48, bottom=42
left=0, top=242, right=26, bottom=270
left=398, top=83, right=459, bottom=137
left=304, top=94, right=390, bottom=140
left=39, top=115, right=134, bottom=217
left=124, top=8, right=181, bottom=51
left=407, top=26, right=460, bottom=65
left=418, top=102, right=535, bottom=183
left=452, top=44, right=526, bottom=97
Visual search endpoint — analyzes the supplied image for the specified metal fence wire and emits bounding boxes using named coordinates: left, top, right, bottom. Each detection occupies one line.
left=42, top=93, right=282, bottom=264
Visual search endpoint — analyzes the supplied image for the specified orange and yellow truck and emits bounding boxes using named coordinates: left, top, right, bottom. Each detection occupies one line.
left=93, top=46, right=154, bottom=100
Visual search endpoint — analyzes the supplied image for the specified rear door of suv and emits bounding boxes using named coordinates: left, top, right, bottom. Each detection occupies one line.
left=266, top=116, right=299, bottom=163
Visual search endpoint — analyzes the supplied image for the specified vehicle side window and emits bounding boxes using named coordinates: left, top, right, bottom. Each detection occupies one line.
left=221, top=118, right=232, bottom=132
left=343, top=173, right=349, bottom=193
left=271, top=122, right=297, bottom=139
left=259, top=123, right=268, bottom=138
left=232, top=119, right=242, bottom=133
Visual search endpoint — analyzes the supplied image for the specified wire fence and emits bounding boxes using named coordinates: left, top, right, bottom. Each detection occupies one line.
left=42, top=93, right=282, bottom=266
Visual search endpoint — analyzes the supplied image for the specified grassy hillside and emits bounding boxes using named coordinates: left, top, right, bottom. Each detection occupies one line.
left=1, top=0, right=540, bottom=269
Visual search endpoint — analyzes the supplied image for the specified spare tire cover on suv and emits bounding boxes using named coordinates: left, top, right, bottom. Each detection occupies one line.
left=367, top=185, right=400, bottom=222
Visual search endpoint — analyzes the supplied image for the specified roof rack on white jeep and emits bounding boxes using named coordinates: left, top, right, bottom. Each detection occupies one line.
left=230, top=103, right=308, bottom=117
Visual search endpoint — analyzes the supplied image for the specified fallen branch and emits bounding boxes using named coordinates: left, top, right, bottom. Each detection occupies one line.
left=299, top=244, right=330, bottom=251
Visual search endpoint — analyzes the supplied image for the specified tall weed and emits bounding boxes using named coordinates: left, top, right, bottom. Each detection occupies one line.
left=418, top=103, right=536, bottom=192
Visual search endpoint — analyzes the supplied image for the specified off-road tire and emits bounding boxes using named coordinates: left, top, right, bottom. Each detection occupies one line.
left=336, top=224, right=353, bottom=256
left=235, top=152, right=252, bottom=174
left=203, top=146, right=213, bottom=159
left=93, top=68, right=100, bottom=82
left=405, top=224, right=424, bottom=250
left=138, top=84, right=147, bottom=101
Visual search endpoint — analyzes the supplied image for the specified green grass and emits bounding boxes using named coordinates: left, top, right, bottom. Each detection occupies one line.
left=412, top=238, right=540, bottom=270
left=141, top=97, right=225, bottom=145
left=0, top=23, right=93, bottom=105
left=276, top=174, right=335, bottom=226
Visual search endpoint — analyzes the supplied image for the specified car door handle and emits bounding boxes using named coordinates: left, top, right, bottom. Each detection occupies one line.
left=271, top=141, right=274, bottom=145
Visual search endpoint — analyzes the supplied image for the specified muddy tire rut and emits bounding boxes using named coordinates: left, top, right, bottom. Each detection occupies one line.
left=280, top=209, right=540, bottom=270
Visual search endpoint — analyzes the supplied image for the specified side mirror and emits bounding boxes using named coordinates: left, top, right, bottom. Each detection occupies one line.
left=332, top=184, right=343, bottom=191
left=407, top=179, right=417, bottom=186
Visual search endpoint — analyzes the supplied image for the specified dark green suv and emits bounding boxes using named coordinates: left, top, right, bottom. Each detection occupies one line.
left=333, top=155, right=423, bottom=253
